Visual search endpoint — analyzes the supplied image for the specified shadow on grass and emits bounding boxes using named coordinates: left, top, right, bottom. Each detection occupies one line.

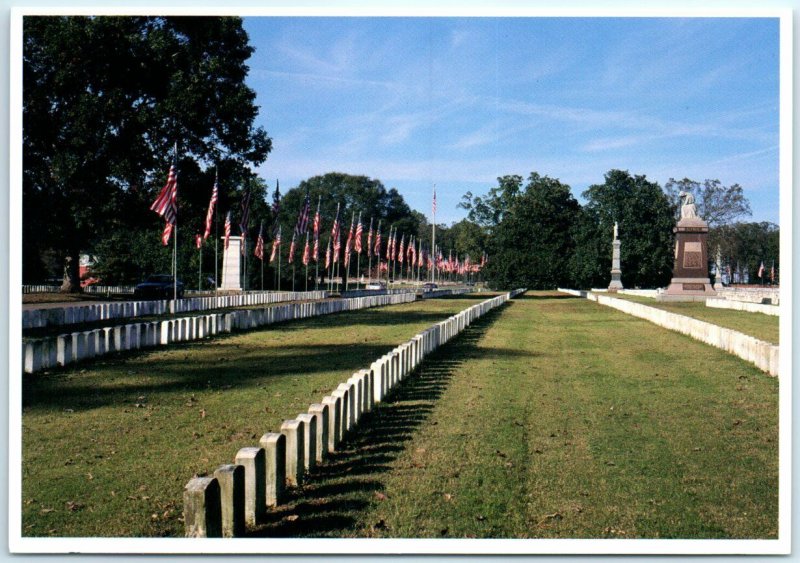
left=245, top=306, right=505, bottom=538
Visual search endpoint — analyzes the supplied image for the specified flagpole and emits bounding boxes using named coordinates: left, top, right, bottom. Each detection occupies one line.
left=278, top=237, right=281, bottom=291
left=214, top=209, right=218, bottom=291
left=431, top=184, right=436, bottom=284
left=172, top=142, right=178, bottom=302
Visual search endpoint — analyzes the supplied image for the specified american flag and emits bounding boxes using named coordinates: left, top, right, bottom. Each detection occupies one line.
left=302, top=232, right=310, bottom=266
left=203, top=176, right=218, bottom=240
left=150, top=160, right=178, bottom=246
left=294, top=191, right=311, bottom=236
left=398, top=234, right=405, bottom=264
left=312, top=196, right=321, bottom=262
left=366, top=218, right=373, bottom=259
left=758, top=261, right=765, bottom=278
left=270, top=225, right=281, bottom=263
left=223, top=211, right=232, bottom=250
left=386, top=228, right=394, bottom=261
left=325, top=237, right=331, bottom=269
left=288, top=231, right=297, bottom=264
left=771, top=262, right=775, bottom=282
left=254, top=222, right=265, bottom=261
left=195, top=234, right=202, bottom=249
left=331, top=203, right=341, bottom=263
left=432, top=185, right=437, bottom=215
left=354, top=212, right=363, bottom=254
left=344, top=212, right=355, bottom=269
left=240, top=188, right=251, bottom=256
left=374, top=220, right=382, bottom=257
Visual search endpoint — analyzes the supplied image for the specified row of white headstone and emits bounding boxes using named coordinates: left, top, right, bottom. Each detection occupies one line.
left=558, top=289, right=779, bottom=377
left=22, top=290, right=331, bottom=329
left=22, top=292, right=419, bottom=374
left=183, top=288, right=526, bottom=538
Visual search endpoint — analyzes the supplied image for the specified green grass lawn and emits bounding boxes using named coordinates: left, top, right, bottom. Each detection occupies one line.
left=249, top=292, right=778, bottom=539
left=600, top=293, right=779, bottom=345
left=21, top=296, right=489, bottom=537
left=21, top=292, right=779, bottom=539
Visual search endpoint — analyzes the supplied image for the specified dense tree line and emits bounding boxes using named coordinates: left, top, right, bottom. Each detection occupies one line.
left=23, top=16, right=271, bottom=290
left=461, top=170, right=776, bottom=290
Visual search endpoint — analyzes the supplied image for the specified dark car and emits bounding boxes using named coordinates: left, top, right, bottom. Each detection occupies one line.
left=134, top=275, right=184, bottom=300
left=422, top=282, right=438, bottom=291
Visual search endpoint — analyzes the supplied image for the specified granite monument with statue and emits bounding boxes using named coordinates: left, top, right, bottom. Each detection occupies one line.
left=657, top=192, right=717, bottom=301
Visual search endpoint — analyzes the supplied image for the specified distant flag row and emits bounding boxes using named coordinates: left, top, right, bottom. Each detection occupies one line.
left=149, top=159, right=485, bottom=273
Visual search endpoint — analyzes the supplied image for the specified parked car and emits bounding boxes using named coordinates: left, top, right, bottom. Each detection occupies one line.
left=134, top=275, right=184, bottom=300
left=366, top=281, right=386, bottom=290
left=422, top=282, right=438, bottom=291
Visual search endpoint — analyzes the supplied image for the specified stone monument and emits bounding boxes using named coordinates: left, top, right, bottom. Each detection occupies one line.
left=608, top=222, right=623, bottom=292
left=221, top=236, right=242, bottom=291
left=658, top=192, right=717, bottom=301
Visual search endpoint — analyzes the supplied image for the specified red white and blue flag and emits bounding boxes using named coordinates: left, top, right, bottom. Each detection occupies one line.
left=254, top=222, right=265, bottom=261
left=294, top=191, right=311, bottom=236
left=203, top=176, right=218, bottom=240
left=151, top=160, right=178, bottom=245
left=355, top=212, right=363, bottom=254
left=223, top=211, right=232, bottom=250
left=270, top=225, right=281, bottom=263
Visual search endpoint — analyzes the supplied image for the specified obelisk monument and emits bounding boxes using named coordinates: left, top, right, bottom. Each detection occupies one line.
left=608, top=222, right=623, bottom=292
left=221, top=236, right=242, bottom=290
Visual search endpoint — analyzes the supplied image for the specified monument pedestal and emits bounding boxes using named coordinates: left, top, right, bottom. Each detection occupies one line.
left=658, top=217, right=716, bottom=302
left=221, top=236, right=242, bottom=291
left=608, top=239, right=623, bottom=292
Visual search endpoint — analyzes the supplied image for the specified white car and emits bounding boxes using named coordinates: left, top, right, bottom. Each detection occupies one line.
left=366, top=282, right=386, bottom=290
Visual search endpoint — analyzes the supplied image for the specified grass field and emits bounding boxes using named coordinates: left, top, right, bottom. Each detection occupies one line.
left=598, top=293, right=779, bottom=345
left=21, top=292, right=779, bottom=539
left=250, top=292, right=778, bottom=539
left=21, top=296, right=487, bottom=537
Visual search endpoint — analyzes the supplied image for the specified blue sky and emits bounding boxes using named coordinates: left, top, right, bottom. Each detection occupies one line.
left=242, top=16, right=780, bottom=225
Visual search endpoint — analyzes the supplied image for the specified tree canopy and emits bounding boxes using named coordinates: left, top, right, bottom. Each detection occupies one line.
left=23, top=16, right=271, bottom=289
left=484, top=172, right=580, bottom=289
left=664, top=178, right=752, bottom=228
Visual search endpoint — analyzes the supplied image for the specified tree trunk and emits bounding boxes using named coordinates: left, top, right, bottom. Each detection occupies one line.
left=60, top=249, right=82, bottom=293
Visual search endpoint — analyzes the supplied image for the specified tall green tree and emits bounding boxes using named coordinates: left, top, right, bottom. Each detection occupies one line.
left=458, top=174, right=523, bottom=231
left=23, top=16, right=271, bottom=290
left=486, top=172, right=580, bottom=290
left=580, top=170, right=675, bottom=289
left=664, top=177, right=751, bottom=228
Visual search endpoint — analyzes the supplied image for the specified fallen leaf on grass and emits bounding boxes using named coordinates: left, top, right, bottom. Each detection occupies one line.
left=200, top=409, right=206, bottom=419
left=286, top=515, right=299, bottom=522
left=66, top=501, right=84, bottom=512
left=541, top=512, right=563, bottom=523
left=40, top=508, right=55, bottom=515
left=476, top=515, right=486, bottom=522
left=374, top=492, right=387, bottom=501
left=443, top=493, right=453, bottom=502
